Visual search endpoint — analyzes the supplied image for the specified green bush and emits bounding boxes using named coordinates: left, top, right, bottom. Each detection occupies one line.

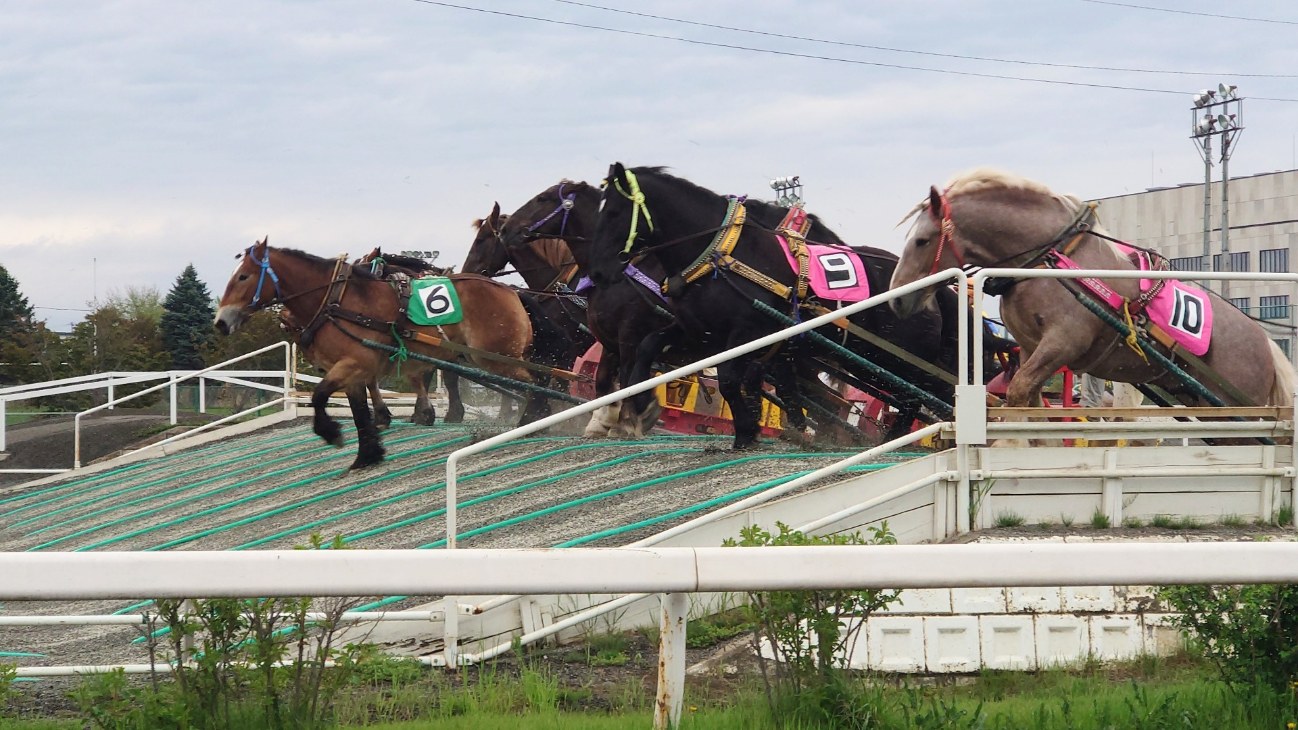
left=726, top=521, right=901, bottom=725
left=1157, top=583, right=1298, bottom=691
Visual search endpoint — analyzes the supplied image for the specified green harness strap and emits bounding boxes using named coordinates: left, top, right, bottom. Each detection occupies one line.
left=614, top=169, right=655, bottom=254
left=388, top=324, right=410, bottom=377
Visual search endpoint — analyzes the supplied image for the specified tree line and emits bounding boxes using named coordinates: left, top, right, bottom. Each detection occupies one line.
left=0, top=263, right=286, bottom=389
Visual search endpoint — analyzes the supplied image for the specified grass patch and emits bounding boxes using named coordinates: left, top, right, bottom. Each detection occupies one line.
left=1059, top=513, right=1075, bottom=528
left=994, top=511, right=1026, bottom=528
left=1151, top=513, right=1176, bottom=529
left=1219, top=513, right=1246, bottom=528
left=1089, top=508, right=1111, bottom=529
left=1275, top=504, right=1294, bottom=527
left=1121, top=516, right=1144, bottom=528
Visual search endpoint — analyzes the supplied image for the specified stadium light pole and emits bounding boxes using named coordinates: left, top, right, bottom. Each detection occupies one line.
left=1190, top=84, right=1244, bottom=298
left=769, top=175, right=803, bottom=206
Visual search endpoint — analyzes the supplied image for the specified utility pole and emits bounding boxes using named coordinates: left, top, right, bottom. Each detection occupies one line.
left=1190, top=84, right=1244, bottom=298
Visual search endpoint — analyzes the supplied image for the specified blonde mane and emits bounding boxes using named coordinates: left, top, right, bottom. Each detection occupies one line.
left=898, top=167, right=1121, bottom=255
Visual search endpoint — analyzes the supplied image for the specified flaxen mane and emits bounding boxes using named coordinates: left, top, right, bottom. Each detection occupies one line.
left=898, top=167, right=1124, bottom=255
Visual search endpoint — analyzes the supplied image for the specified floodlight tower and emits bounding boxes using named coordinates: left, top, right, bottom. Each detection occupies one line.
left=1189, top=84, right=1244, bottom=296
left=770, top=175, right=803, bottom=206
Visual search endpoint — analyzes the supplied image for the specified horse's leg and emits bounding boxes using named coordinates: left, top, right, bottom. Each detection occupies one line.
left=717, top=359, right=762, bottom=450
left=585, top=351, right=621, bottom=438
left=346, top=384, right=386, bottom=469
left=368, top=380, right=392, bottom=430
left=1000, top=341, right=1073, bottom=448
left=409, top=369, right=437, bottom=426
left=311, top=371, right=349, bottom=448
left=620, top=327, right=680, bottom=437
left=765, top=353, right=812, bottom=443
left=443, top=370, right=465, bottom=423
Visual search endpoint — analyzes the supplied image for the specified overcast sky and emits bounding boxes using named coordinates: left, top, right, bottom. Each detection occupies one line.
left=4, top=0, right=1297, bottom=330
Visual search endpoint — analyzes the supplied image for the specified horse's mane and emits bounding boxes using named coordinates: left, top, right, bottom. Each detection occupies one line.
left=375, top=252, right=446, bottom=275
left=279, top=247, right=380, bottom=280
left=529, top=237, right=574, bottom=270
left=897, top=167, right=1122, bottom=255
left=629, top=166, right=843, bottom=244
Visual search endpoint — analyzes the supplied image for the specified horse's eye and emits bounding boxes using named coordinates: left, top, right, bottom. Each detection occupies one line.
left=239, top=274, right=250, bottom=281
left=915, top=237, right=930, bottom=247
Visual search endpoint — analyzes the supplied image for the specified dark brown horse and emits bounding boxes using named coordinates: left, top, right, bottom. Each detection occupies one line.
left=889, top=167, right=1295, bottom=442
left=462, top=203, right=595, bottom=411
left=215, top=238, right=541, bottom=469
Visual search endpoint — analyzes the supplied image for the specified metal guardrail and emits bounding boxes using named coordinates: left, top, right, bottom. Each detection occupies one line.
left=0, top=343, right=293, bottom=472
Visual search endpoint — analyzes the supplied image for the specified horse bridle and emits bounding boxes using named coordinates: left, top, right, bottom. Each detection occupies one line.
left=245, top=243, right=284, bottom=307
left=927, top=190, right=967, bottom=275
left=925, top=190, right=1101, bottom=275
left=524, top=183, right=578, bottom=240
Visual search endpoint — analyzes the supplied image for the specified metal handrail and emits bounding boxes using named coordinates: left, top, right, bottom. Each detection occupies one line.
left=71, top=342, right=292, bottom=468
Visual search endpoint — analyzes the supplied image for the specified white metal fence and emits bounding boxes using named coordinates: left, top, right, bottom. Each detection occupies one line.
left=5, top=543, right=1298, bottom=728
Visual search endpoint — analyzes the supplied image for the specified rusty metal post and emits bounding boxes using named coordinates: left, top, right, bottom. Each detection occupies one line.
left=654, top=592, right=688, bottom=730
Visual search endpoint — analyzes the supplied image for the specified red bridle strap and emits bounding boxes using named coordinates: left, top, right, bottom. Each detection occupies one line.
left=928, top=192, right=966, bottom=274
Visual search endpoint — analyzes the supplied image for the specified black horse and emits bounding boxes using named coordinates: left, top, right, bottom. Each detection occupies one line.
left=589, top=164, right=968, bottom=449
left=498, top=180, right=847, bottom=442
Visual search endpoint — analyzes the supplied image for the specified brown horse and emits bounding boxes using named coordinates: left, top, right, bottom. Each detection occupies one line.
left=889, top=168, right=1295, bottom=440
left=215, top=238, right=540, bottom=469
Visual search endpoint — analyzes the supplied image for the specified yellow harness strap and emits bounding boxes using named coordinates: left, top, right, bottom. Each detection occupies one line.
left=614, top=170, right=655, bottom=254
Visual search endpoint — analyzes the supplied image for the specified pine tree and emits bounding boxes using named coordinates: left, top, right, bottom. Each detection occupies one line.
left=160, top=264, right=216, bottom=369
left=0, top=264, right=35, bottom=339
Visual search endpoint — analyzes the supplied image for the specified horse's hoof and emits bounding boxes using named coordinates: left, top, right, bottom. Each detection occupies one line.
left=412, top=408, right=437, bottom=426
left=350, top=448, right=386, bottom=470
left=316, top=422, right=344, bottom=448
left=444, top=410, right=465, bottom=424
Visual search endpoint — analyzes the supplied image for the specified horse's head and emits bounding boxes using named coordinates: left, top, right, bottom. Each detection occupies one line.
left=215, top=236, right=278, bottom=335
left=498, top=180, right=595, bottom=249
left=461, top=202, right=509, bottom=276
left=590, top=162, right=661, bottom=286
left=890, top=168, right=1078, bottom=318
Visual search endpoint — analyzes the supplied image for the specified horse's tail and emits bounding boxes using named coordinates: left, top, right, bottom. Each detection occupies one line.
left=1266, top=339, right=1296, bottom=407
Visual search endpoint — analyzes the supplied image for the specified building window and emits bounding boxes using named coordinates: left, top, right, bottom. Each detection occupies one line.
left=1228, top=297, right=1250, bottom=314
left=1259, top=295, right=1290, bottom=320
left=1212, top=251, right=1250, bottom=272
left=1169, top=256, right=1202, bottom=272
left=1274, top=339, right=1291, bottom=359
left=1259, top=248, right=1289, bottom=273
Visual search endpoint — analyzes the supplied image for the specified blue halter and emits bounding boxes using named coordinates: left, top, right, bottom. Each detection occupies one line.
left=246, top=244, right=283, bottom=307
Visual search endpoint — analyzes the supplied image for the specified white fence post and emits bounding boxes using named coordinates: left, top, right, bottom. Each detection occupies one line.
left=0, top=397, right=6, bottom=452
left=169, top=374, right=178, bottom=425
left=107, top=381, right=114, bottom=410
left=198, top=377, right=206, bottom=414
left=654, top=592, right=688, bottom=730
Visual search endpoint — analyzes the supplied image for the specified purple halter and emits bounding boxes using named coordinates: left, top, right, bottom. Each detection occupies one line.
left=525, top=183, right=577, bottom=238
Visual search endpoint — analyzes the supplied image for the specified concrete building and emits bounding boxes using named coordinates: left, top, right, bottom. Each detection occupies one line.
left=1094, top=169, right=1298, bottom=359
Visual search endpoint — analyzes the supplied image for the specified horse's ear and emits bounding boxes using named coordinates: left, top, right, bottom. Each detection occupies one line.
left=928, top=186, right=943, bottom=214
left=573, top=180, right=590, bottom=191
left=610, top=162, right=628, bottom=186
left=490, top=201, right=501, bottom=223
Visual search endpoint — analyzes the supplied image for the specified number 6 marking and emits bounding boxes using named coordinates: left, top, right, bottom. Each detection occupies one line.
left=424, top=285, right=451, bottom=315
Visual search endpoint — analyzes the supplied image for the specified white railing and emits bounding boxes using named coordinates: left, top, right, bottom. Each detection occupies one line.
left=0, top=343, right=297, bottom=473
left=4, top=543, right=1298, bottom=729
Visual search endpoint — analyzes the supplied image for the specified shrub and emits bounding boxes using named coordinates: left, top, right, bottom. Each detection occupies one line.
left=726, top=521, right=901, bottom=725
left=1157, top=583, right=1298, bottom=690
